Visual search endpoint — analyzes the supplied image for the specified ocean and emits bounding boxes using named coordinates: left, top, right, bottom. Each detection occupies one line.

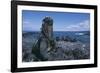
left=23, top=31, right=90, bottom=43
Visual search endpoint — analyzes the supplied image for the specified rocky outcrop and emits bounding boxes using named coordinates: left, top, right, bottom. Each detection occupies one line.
left=37, top=41, right=90, bottom=61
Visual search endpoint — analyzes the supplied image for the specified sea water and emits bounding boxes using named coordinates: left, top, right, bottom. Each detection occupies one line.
left=23, top=31, right=90, bottom=43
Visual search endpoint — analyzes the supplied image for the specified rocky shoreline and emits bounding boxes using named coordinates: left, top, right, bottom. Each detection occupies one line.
left=40, top=41, right=90, bottom=61
left=22, top=39, right=90, bottom=62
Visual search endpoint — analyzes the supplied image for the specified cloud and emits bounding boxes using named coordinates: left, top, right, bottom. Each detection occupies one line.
left=23, top=21, right=30, bottom=24
left=22, top=20, right=41, bottom=31
left=23, top=20, right=90, bottom=31
left=66, top=20, right=90, bottom=31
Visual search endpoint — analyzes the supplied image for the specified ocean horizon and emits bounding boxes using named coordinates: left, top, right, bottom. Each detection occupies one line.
left=22, top=31, right=90, bottom=43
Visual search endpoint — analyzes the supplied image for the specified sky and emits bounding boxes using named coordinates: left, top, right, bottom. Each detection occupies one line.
left=22, top=10, right=90, bottom=31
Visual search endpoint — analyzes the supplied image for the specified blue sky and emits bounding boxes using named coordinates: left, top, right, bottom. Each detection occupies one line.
left=22, top=10, right=90, bottom=31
